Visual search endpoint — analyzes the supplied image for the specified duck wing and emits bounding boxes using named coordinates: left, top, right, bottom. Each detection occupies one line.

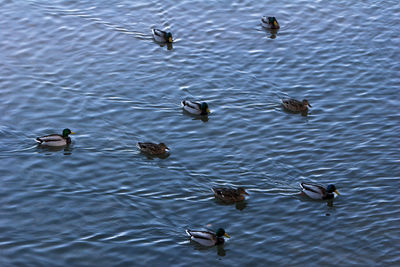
left=261, top=16, right=268, bottom=24
left=186, top=230, right=216, bottom=246
left=282, top=99, right=304, bottom=111
left=300, top=183, right=326, bottom=199
left=152, top=29, right=168, bottom=43
left=212, top=188, right=238, bottom=201
left=152, top=29, right=165, bottom=37
left=138, top=142, right=153, bottom=149
left=138, top=142, right=159, bottom=153
left=181, top=100, right=202, bottom=115
left=36, top=134, right=65, bottom=143
left=182, top=100, right=201, bottom=109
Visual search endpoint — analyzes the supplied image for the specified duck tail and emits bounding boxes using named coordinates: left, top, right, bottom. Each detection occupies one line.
left=185, top=229, right=192, bottom=237
left=35, top=138, right=42, bottom=144
left=299, top=182, right=305, bottom=189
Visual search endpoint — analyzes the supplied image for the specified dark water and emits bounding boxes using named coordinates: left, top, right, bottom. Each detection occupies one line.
left=1, top=0, right=399, bottom=266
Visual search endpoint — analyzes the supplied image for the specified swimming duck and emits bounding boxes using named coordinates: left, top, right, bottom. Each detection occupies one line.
left=186, top=228, right=230, bottom=246
left=152, top=29, right=173, bottom=43
left=300, top=183, right=340, bottom=200
left=282, top=99, right=311, bottom=112
left=137, top=142, right=169, bottom=155
left=261, top=16, right=280, bottom=29
left=181, top=100, right=210, bottom=115
left=212, top=187, right=249, bottom=203
left=36, top=128, right=75, bottom=147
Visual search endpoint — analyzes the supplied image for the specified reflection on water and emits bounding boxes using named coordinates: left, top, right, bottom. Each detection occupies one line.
left=264, top=28, right=279, bottom=39
left=182, top=111, right=209, bottom=123
left=217, top=245, right=226, bottom=257
left=235, top=201, right=247, bottom=211
left=37, top=144, right=74, bottom=155
left=188, top=240, right=227, bottom=257
left=299, top=193, right=338, bottom=208
left=156, top=42, right=173, bottom=50
left=214, top=199, right=248, bottom=211
left=140, top=151, right=170, bottom=160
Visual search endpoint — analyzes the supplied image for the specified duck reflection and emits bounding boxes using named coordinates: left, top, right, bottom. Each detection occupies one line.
left=158, top=42, right=173, bottom=50
left=189, top=240, right=227, bottom=257
left=214, top=199, right=248, bottom=211
left=141, top=152, right=170, bottom=160
left=266, top=28, right=279, bottom=39
left=37, top=144, right=73, bottom=155
left=181, top=111, right=209, bottom=123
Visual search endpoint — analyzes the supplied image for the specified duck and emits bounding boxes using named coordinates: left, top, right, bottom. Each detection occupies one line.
left=152, top=29, right=173, bottom=43
left=181, top=100, right=210, bottom=115
left=300, top=183, right=340, bottom=200
left=186, top=228, right=230, bottom=246
left=261, top=16, right=280, bottom=29
left=36, top=128, right=75, bottom=147
left=282, top=98, right=312, bottom=112
left=212, top=187, right=249, bottom=203
left=137, top=142, right=169, bottom=155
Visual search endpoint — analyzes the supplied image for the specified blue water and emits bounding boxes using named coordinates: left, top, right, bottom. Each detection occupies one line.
left=1, top=0, right=399, bottom=266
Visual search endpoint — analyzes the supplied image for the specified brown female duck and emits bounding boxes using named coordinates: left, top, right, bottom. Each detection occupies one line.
left=212, top=187, right=249, bottom=203
left=282, top=99, right=312, bottom=112
left=137, top=142, right=169, bottom=155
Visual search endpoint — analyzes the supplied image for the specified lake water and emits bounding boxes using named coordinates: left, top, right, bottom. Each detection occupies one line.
left=1, top=0, right=399, bottom=266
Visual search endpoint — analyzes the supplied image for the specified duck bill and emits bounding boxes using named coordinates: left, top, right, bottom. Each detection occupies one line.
left=70, top=132, right=76, bottom=134
left=308, top=104, right=312, bottom=108
left=273, top=21, right=278, bottom=27
left=206, top=108, right=211, bottom=114
left=168, top=37, right=173, bottom=43
left=334, top=189, right=340, bottom=195
left=224, top=233, right=230, bottom=238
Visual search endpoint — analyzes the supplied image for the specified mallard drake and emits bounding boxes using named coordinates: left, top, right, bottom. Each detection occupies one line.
left=186, top=228, right=230, bottom=246
left=261, top=16, right=280, bottom=29
left=300, top=183, right=340, bottom=200
left=282, top=99, right=311, bottom=112
left=212, top=187, right=249, bottom=203
left=36, top=128, right=75, bottom=147
left=152, top=29, right=173, bottom=43
left=181, top=100, right=210, bottom=115
left=137, top=142, right=169, bottom=155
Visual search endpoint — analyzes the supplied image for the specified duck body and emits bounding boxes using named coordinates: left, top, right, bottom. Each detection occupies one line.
left=282, top=99, right=311, bottom=112
left=212, top=187, right=249, bottom=203
left=300, top=183, right=340, bottom=200
left=181, top=100, right=210, bottom=115
left=152, top=29, right=173, bottom=43
left=138, top=142, right=169, bottom=155
left=186, top=228, right=230, bottom=246
left=261, top=16, right=280, bottom=29
left=36, top=128, right=75, bottom=147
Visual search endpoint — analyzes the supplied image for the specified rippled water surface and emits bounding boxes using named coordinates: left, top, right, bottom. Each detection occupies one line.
left=1, top=0, right=399, bottom=266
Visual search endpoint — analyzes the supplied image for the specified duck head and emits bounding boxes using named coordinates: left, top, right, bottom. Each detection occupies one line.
left=201, top=102, right=210, bottom=115
left=165, top=32, right=173, bottom=43
left=237, top=187, right=249, bottom=196
left=159, top=143, right=170, bottom=151
left=327, top=184, right=340, bottom=195
left=268, top=17, right=280, bottom=29
left=302, top=99, right=312, bottom=108
left=216, top=228, right=230, bottom=238
left=62, top=128, right=75, bottom=137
